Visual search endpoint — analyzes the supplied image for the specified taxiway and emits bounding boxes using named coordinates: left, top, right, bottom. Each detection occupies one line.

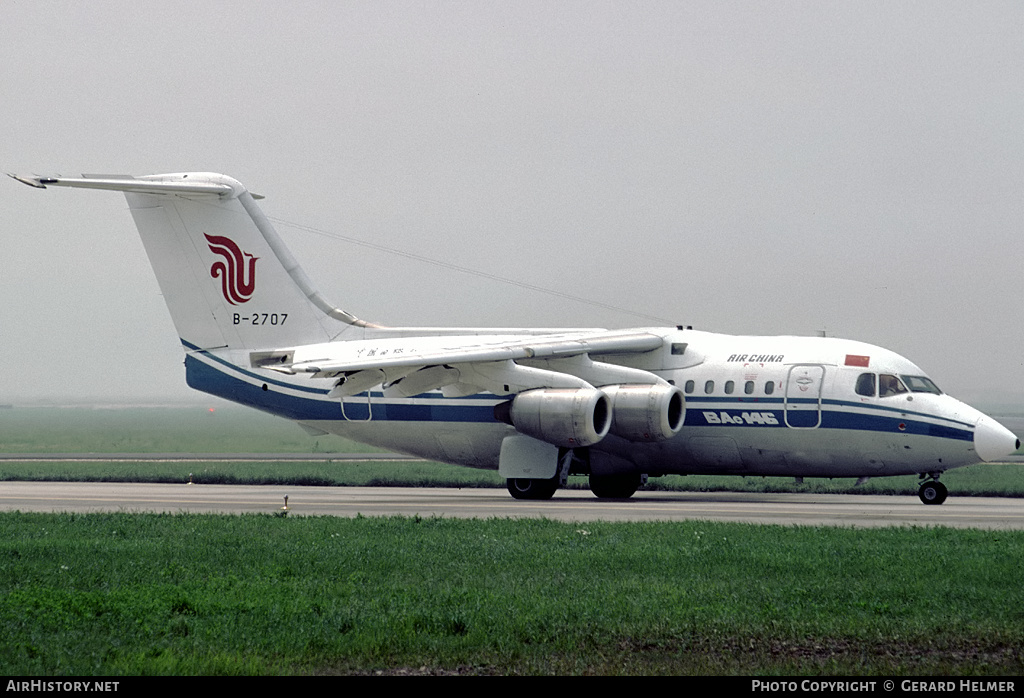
left=2, top=482, right=1023, bottom=529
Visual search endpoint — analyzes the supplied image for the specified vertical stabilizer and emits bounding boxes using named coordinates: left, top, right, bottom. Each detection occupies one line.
left=11, top=172, right=374, bottom=352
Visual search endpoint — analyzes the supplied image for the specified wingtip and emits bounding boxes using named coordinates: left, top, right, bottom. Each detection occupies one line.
left=7, top=173, right=50, bottom=189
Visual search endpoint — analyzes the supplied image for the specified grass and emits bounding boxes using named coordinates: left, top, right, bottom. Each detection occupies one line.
left=0, top=459, right=507, bottom=488
left=2, top=512, right=1023, bottom=675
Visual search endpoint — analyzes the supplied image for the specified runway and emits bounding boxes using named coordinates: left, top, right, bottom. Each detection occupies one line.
left=3, top=481, right=1024, bottom=529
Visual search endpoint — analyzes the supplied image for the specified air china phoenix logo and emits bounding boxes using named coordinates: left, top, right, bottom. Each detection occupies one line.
left=205, top=233, right=258, bottom=305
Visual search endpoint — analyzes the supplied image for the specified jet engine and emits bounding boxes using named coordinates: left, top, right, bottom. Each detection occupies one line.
left=603, top=383, right=685, bottom=442
left=494, top=388, right=611, bottom=447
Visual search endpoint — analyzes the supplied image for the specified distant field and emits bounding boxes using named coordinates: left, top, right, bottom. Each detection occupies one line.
left=0, top=404, right=366, bottom=454
left=2, top=405, right=1023, bottom=497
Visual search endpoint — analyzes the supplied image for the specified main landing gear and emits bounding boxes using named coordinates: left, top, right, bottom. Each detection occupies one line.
left=918, top=476, right=948, bottom=505
left=589, top=472, right=644, bottom=499
left=506, top=477, right=559, bottom=500
left=507, top=473, right=645, bottom=500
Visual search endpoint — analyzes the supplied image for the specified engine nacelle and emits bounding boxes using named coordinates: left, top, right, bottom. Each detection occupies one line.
left=494, top=388, right=611, bottom=448
left=603, top=384, right=685, bottom=442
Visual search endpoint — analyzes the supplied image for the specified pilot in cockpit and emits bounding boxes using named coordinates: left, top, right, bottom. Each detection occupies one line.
left=879, top=374, right=904, bottom=397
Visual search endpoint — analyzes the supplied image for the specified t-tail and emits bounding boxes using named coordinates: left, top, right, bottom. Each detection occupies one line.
left=9, top=172, right=376, bottom=356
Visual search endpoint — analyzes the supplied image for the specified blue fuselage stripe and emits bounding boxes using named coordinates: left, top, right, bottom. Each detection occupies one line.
left=184, top=353, right=497, bottom=422
left=184, top=351, right=974, bottom=443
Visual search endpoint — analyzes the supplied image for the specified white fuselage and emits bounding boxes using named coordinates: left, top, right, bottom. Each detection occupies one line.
left=184, top=329, right=1012, bottom=480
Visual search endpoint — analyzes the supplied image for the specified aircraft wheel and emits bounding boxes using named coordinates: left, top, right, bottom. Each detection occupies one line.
left=506, top=477, right=559, bottom=500
left=919, top=480, right=948, bottom=506
left=589, top=473, right=642, bottom=499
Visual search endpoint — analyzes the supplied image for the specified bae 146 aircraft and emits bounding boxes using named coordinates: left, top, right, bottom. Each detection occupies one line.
left=11, top=171, right=1020, bottom=504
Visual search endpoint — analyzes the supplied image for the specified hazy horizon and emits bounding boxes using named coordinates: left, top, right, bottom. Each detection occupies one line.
left=5, top=2, right=1024, bottom=410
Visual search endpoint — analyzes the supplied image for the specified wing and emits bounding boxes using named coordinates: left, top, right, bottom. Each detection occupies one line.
left=250, top=329, right=670, bottom=398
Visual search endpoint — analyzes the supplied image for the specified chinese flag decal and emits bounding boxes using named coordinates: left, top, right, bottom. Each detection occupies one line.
left=845, top=355, right=870, bottom=367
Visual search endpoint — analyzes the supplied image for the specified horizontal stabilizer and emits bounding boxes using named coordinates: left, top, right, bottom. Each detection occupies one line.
left=8, top=173, right=237, bottom=197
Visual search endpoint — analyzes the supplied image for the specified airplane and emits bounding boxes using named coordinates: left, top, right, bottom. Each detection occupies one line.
left=11, top=171, right=1020, bottom=505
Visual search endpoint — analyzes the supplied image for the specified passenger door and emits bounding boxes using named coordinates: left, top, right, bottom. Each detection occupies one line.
left=784, top=364, right=824, bottom=429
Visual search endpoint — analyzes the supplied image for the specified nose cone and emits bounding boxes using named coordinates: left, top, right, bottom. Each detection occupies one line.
left=974, top=415, right=1020, bottom=462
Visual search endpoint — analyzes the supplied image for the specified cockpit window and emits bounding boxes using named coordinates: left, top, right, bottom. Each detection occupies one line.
left=879, top=374, right=908, bottom=397
left=855, top=373, right=876, bottom=397
left=901, top=375, right=942, bottom=395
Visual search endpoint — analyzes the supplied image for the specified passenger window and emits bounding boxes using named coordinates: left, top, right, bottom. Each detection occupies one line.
left=684, top=380, right=695, bottom=394
left=744, top=381, right=754, bottom=395
left=724, top=380, right=735, bottom=394
left=764, top=381, right=775, bottom=395
left=704, top=380, right=715, bottom=394
left=879, top=374, right=908, bottom=397
left=855, top=373, right=876, bottom=397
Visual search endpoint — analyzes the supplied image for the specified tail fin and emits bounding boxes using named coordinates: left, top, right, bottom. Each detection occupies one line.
left=12, top=172, right=375, bottom=352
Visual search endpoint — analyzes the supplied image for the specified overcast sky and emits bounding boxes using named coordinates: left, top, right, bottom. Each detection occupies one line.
left=3, top=1, right=1024, bottom=408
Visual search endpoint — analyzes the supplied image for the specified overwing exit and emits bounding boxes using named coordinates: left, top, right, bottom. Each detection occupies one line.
left=12, top=171, right=1019, bottom=504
